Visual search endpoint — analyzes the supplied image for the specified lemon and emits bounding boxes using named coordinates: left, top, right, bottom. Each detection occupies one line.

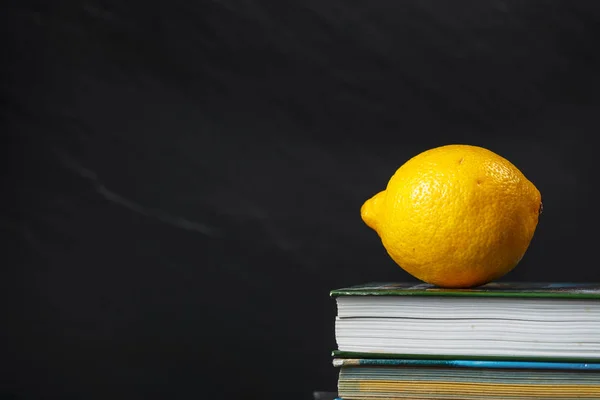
left=361, top=144, right=542, bottom=288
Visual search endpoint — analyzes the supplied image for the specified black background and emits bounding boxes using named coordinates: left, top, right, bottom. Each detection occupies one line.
left=3, top=1, right=600, bottom=399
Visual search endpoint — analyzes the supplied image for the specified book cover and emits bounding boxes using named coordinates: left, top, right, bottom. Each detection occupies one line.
left=331, top=350, right=600, bottom=363
left=331, top=282, right=600, bottom=299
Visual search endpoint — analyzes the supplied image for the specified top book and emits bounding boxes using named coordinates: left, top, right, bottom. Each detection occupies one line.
left=331, top=282, right=600, bottom=362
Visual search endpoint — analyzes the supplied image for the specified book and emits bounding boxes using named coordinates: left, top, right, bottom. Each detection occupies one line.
left=333, top=357, right=600, bottom=399
left=331, top=282, right=600, bottom=362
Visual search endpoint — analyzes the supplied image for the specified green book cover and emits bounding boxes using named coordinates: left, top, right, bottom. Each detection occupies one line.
left=330, top=282, right=600, bottom=299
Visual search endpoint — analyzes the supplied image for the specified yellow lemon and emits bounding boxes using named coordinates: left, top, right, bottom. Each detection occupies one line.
left=361, top=144, right=542, bottom=288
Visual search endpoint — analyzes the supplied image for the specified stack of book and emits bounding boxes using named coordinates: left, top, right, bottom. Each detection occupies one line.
left=330, top=282, right=600, bottom=399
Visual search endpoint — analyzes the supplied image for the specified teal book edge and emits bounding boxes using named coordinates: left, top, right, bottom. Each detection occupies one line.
left=332, top=358, right=600, bottom=371
left=330, top=282, right=600, bottom=299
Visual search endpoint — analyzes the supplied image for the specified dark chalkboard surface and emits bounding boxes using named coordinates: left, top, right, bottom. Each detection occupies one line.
left=3, top=1, right=600, bottom=399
